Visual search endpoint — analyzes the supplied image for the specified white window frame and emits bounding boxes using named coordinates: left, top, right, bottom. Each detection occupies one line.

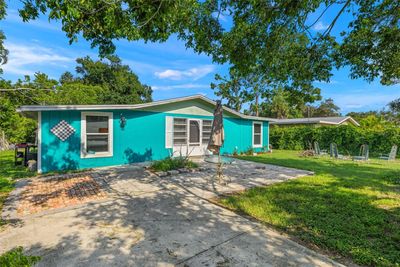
left=172, top=117, right=188, bottom=147
left=171, top=117, right=213, bottom=147
left=201, top=119, right=213, bottom=144
left=81, top=111, right=113, bottom=158
left=252, top=121, right=263, bottom=148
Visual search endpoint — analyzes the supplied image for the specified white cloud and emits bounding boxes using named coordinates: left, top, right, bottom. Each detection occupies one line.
left=124, top=59, right=160, bottom=74
left=154, top=65, right=215, bottom=80
left=6, top=9, right=60, bottom=31
left=152, top=83, right=208, bottom=91
left=329, top=91, right=400, bottom=113
left=2, top=42, right=73, bottom=76
left=312, top=21, right=329, bottom=31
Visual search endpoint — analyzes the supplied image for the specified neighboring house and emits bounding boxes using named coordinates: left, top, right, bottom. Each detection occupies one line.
left=271, top=116, right=360, bottom=127
left=18, top=95, right=273, bottom=173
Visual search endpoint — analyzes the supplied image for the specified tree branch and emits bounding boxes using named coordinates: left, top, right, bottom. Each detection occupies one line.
left=137, top=0, right=163, bottom=28
left=322, top=0, right=351, bottom=37
left=304, top=2, right=334, bottom=31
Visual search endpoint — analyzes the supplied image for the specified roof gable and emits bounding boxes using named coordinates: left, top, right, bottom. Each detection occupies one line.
left=137, top=98, right=235, bottom=117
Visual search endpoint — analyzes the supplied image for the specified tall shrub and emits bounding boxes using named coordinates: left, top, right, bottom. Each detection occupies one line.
left=270, top=125, right=400, bottom=156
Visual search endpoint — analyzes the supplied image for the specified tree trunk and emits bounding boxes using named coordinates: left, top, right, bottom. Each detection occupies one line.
left=255, top=92, right=259, bottom=116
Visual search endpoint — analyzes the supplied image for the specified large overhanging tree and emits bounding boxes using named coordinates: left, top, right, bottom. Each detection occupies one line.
left=0, top=0, right=8, bottom=73
left=0, top=0, right=398, bottom=85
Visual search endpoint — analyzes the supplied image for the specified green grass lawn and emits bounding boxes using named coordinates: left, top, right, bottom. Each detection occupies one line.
left=220, top=150, right=400, bottom=267
left=0, top=150, right=35, bottom=227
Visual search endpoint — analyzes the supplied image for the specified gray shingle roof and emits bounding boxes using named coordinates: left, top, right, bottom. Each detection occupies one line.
left=17, top=94, right=275, bottom=122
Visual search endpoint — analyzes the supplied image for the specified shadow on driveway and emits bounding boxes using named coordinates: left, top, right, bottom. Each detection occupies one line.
left=0, top=161, right=341, bottom=267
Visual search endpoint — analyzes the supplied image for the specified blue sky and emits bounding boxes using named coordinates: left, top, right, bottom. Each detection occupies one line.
left=0, top=2, right=399, bottom=115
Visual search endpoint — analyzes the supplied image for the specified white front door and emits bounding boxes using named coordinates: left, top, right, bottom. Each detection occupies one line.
left=188, top=119, right=204, bottom=156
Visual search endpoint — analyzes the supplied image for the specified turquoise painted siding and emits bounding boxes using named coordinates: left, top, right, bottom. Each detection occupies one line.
left=40, top=110, right=269, bottom=172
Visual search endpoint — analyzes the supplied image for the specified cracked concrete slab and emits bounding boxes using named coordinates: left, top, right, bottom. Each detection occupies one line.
left=0, top=159, right=342, bottom=267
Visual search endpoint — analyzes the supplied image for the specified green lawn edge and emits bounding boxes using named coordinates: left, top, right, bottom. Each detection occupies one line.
left=219, top=150, right=400, bottom=267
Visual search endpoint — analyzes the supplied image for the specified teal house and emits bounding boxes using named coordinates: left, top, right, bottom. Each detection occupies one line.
left=18, top=95, right=272, bottom=173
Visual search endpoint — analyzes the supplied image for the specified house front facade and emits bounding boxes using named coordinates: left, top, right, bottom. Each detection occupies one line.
left=18, top=95, right=272, bottom=173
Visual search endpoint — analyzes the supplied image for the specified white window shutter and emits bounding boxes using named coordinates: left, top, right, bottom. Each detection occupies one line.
left=165, top=116, right=173, bottom=148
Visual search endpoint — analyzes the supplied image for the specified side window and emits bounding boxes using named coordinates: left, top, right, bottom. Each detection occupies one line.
left=253, top=122, right=262, bottom=147
left=81, top=112, right=113, bottom=158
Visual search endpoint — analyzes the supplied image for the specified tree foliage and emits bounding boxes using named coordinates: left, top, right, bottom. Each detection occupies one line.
left=266, top=89, right=291, bottom=119
left=0, top=90, right=36, bottom=144
left=74, top=55, right=152, bottom=104
left=210, top=68, right=249, bottom=112
left=388, top=98, right=400, bottom=114
left=337, top=0, right=400, bottom=85
left=11, top=0, right=400, bottom=86
left=311, top=98, right=341, bottom=117
left=211, top=67, right=273, bottom=116
left=0, top=0, right=8, bottom=73
left=347, top=102, right=400, bottom=126
left=259, top=85, right=322, bottom=118
left=270, top=125, right=400, bottom=156
left=0, top=56, right=152, bottom=143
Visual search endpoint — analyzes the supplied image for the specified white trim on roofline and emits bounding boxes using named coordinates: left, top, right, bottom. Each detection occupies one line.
left=335, top=117, right=360, bottom=127
left=271, top=116, right=359, bottom=126
left=17, top=94, right=275, bottom=122
left=37, top=111, right=42, bottom=173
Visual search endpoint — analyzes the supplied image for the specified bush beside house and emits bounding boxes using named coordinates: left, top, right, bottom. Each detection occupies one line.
left=150, top=157, right=198, bottom=172
left=270, top=125, right=400, bottom=156
left=0, top=247, right=40, bottom=267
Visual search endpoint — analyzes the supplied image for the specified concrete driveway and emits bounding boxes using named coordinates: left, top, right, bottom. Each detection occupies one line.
left=0, top=160, right=342, bottom=267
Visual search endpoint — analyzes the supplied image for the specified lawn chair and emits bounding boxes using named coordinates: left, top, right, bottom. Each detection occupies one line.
left=379, top=145, right=398, bottom=161
left=314, top=141, right=327, bottom=156
left=330, top=143, right=346, bottom=159
left=353, top=144, right=369, bottom=161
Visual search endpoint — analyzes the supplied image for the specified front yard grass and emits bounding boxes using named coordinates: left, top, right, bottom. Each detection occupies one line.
left=0, top=150, right=35, bottom=227
left=220, top=150, right=400, bottom=267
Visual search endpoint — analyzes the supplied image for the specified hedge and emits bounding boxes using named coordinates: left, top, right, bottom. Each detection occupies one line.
left=270, top=125, right=400, bottom=156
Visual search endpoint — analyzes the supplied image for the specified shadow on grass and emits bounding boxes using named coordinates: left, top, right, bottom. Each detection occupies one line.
left=221, top=153, right=400, bottom=266
left=0, top=151, right=35, bottom=182
left=239, top=155, right=400, bottom=192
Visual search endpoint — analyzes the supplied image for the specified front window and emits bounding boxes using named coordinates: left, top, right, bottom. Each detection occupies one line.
left=173, top=118, right=187, bottom=146
left=253, top=122, right=262, bottom=147
left=81, top=112, right=113, bottom=158
left=172, top=118, right=212, bottom=146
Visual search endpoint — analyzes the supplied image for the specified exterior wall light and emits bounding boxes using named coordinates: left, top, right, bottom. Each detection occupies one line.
left=120, top=113, right=126, bottom=128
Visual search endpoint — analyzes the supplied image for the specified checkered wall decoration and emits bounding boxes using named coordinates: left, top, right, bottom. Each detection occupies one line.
left=50, top=120, right=75, bottom=141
